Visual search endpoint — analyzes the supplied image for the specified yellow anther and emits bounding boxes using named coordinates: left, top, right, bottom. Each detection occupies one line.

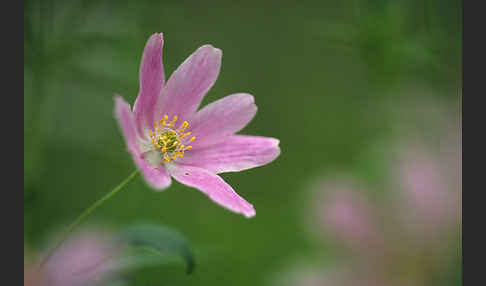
left=158, top=115, right=168, bottom=126
left=149, top=130, right=154, bottom=137
left=185, top=145, right=193, bottom=150
left=188, top=136, right=196, bottom=143
left=179, top=121, right=189, bottom=131
left=153, top=122, right=157, bottom=128
left=168, top=115, right=178, bottom=126
left=180, top=132, right=191, bottom=138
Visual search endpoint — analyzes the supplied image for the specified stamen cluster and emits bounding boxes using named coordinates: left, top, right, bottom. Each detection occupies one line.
left=149, top=114, right=195, bottom=165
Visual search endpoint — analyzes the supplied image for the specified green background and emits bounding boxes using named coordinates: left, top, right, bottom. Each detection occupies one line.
left=24, top=0, right=461, bottom=285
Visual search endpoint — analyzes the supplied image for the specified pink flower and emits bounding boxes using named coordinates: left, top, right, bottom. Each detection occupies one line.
left=114, top=33, right=280, bottom=218
left=394, top=143, right=461, bottom=240
left=25, top=230, right=119, bottom=286
left=308, top=178, right=382, bottom=252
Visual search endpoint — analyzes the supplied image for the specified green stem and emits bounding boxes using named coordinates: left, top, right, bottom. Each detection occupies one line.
left=40, top=170, right=140, bottom=267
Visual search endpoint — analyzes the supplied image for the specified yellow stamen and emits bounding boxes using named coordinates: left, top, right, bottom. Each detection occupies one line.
left=168, top=115, right=178, bottom=126
left=148, top=114, right=197, bottom=164
left=180, top=132, right=191, bottom=138
left=179, top=121, right=189, bottom=131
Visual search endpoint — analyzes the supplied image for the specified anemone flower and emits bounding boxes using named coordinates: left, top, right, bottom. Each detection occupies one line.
left=24, top=230, right=119, bottom=286
left=115, top=33, right=280, bottom=218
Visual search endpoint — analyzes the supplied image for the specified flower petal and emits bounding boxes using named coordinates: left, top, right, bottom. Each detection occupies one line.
left=167, top=164, right=255, bottom=218
left=188, top=93, right=257, bottom=148
left=115, top=96, right=171, bottom=190
left=154, top=45, right=222, bottom=122
left=179, top=135, right=280, bottom=174
left=133, top=33, right=165, bottom=136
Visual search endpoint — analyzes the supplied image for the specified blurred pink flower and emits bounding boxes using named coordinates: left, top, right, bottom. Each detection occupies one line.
left=392, top=107, right=461, bottom=240
left=115, top=33, right=280, bottom=218
left=310, top=179, right=381, bottom=251
left=298, top=166, right=460, bottom=286
left=25, top=230, right=119, bottom=286
left=395, top=145, right=461, bottom=239
left=43, top=231, right=118, bottom=286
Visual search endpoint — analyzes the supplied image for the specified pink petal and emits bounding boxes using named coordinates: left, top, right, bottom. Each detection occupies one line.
left=188, top=93, right=257, bottom=148
left=154, top=45, right=222, bottom=122
left=133, top=33, right=165, bottom=136
left=179, top=135, right=280, bottom=174
left=114, top=96, right=171, bottom=190
left=167, top=164, right=256, bottom=218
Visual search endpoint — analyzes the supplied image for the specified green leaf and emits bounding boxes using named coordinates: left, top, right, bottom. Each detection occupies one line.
left=115, top=223, right=195, bottom=275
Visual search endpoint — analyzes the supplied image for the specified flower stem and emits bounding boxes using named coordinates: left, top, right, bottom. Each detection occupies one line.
left=40, top=170, right=140, bottom=267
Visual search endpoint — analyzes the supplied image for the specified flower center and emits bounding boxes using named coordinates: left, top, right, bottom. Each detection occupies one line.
left=149, top=114, right=195, bottom=165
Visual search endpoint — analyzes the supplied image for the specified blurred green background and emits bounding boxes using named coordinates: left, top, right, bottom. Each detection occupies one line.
left=24, top=0, right=461, bottom=285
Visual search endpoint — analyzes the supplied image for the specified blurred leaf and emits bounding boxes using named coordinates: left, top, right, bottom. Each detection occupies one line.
left=115, top=223, right=195, bottom=275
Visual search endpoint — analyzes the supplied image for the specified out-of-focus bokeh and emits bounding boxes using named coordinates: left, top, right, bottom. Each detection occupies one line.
left=270, top=103, right=461, bottom=286
left=24, top=0, right=461, bottom=285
